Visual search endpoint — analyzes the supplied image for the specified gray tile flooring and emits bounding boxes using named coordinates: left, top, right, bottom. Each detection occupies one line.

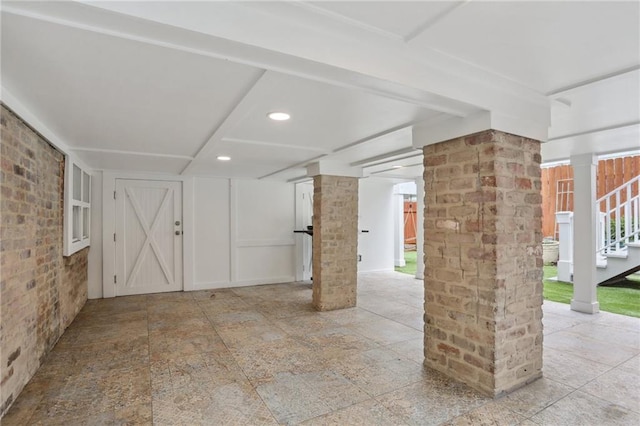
left=3, top=271, right=639, bottom=425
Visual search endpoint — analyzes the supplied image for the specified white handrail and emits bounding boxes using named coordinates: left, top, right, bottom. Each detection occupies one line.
left=597, top=174, right=640, bottom=203
left=597, top=174, right=640, bottom=255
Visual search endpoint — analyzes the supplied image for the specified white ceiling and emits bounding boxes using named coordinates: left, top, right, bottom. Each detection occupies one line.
left=1, top=1, right=638, bottom=181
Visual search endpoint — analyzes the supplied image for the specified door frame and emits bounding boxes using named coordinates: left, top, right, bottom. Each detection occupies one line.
left=294, top=181, right=314, bottom=281
left=102, top=172, right=195, bottom=298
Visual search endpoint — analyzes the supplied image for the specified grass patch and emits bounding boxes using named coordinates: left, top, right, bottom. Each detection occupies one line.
left=544, top=265, right=640, bottom=318
left=395, top=251, right=417, bottom=275
left=396, top=256, right=640, bottom=318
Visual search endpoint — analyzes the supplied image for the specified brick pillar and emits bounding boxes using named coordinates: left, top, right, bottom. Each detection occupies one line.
left=312, top=175, right=358, bottom=311
left=423, top=129, right=543, bottom=397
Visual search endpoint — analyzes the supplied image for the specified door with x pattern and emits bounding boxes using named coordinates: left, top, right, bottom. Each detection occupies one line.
left=115, top=179, right=183, bottom=296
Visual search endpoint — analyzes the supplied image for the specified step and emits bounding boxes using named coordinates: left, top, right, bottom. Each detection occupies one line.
left=606, top=251, right=628, bottom=259
left=596, top=240, right=640, bottom=284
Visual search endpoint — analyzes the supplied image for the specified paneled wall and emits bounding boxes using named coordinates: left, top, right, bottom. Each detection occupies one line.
left=193, top=178, right=295, bottom=289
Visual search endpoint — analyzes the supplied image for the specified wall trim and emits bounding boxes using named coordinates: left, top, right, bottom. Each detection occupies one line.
left=194, top=276, right=297, bottom=291
left=236, top=239, right=295, bottom=248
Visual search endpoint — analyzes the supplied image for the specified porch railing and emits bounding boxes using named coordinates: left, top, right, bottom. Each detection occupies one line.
left=597, top=174, right=640, bottom=255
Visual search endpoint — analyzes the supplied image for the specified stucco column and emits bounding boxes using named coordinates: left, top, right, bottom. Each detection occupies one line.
left=570, top=154, right=599, bottom=314
left=423, top=130, right=543, bottom=397
left=312, top=175, right=359, bottom=311
left=415, top=176, right=425, bottom=280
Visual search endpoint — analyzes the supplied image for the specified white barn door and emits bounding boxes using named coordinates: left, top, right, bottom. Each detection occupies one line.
left=115, top=179, right=183, bottom=296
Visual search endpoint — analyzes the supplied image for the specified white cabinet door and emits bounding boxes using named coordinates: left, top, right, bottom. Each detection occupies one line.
left=115, top=179, right=182, bottom=296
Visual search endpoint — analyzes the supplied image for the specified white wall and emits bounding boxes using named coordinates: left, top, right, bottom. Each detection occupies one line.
left=227, top=179, right=295, bottom=286
left=193, top=177, right=230, bottom=288
left=88, top=174, right=296, bottom=298
left=192, top=177, right=297, bottom=289
left=358, top=178, right=395, bottom=272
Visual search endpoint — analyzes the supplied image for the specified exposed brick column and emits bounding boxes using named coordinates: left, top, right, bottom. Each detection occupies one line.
left=423, top=129, right=543, bottom=397
left=312, top=175, right=358, bottom=311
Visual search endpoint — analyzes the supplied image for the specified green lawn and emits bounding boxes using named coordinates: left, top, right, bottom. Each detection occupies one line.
left=543, top=266, right=640, bottom=318
left=396, top=252, right=640, bottom=318
left=395, top=250, right=417, bottom=275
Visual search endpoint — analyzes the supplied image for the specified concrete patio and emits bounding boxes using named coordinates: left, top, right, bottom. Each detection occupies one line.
left=2, top=271, right=639, bottom=425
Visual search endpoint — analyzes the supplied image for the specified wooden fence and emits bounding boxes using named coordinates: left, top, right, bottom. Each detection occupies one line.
left=404, top=201, right=417, bottom=247
left=541, top=156, right=640, bottom=238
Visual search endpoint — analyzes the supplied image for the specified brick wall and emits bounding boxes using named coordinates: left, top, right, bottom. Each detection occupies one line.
left=423, top=129, right=543, bottom=397
left=0, top=105, right=88, bottom=416
left=312, top=175, right=358, bottom=311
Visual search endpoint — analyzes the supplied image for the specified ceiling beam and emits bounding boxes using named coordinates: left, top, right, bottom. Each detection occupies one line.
left=361, top=153, right=423, bottom=169
left=332, top=120, right=421, bottom=154
left=404, top=0, right=472, bottom=43
left=547, top=121, right=640, bottom=142
left=222, top=137, right=330, bottom=154
left=180, top=70, right=267, bottom=175
left=258, top=154, right=327, bottom=180
left=547, top=66, right=640, bottom=97
left=350, top=147, right=418, bottom=167
left=71, top=147, right=194, bottom=160
left=2, top=3, right=475, bottom=118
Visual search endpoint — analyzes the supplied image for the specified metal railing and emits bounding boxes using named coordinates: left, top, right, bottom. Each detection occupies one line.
left=597, top=175, right=640, bottom=255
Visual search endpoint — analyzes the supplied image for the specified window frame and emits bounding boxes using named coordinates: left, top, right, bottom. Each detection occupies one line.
left=63, top=155, right=91, bottom=256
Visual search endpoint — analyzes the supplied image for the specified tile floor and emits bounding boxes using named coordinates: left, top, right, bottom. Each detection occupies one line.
left=3, top=271, right=639, bottom=425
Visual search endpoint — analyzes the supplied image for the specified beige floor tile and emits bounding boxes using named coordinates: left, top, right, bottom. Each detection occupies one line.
left=301, top=398, right=409, bottom=425
left=25, top=365, right=151, bottom=424
left=205, top=308, right=271, bottom=328
left=568, top=322, right=640, bottom=351
left=544, top=330, right=639, bottom=366
left=318, top=307, right=384, bottom=325
left=442, top=401, right=526, bottom=426
left=228, top=337, right=323, bottom=384
left=4, top=272, right=640, bottom=425
left=329, top=347, right=427, bottom=396
left=543, top=347, right=612, bottom=388
left=492, top=378, right=574, bottom=418
left=529, top=390, right=640, bottom=425
left=148, top=313, right=212, bottom=332
left=386, top=338, right=424, bottom=365
left=151, top=350, right=249, bottom=394
left=215, top=321, right=289, bottom=348
left=580, top=366, right=640, bottom=413
left=256, top=370, right=369, bottom=424
left=617, top=354, right=640, bottom=375
left=149, top=327, right=227, bottom=362
left=377, top=369, right=489, bottom=426
left=346, top=317, right=423, bottom=345
left=153, top=381, right=278, bottom=425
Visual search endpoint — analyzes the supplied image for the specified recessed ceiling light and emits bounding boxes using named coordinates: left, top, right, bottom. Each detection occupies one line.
left=217, top=156, right=231, bottom=161
left=267, top=112, right=290, bottom=121
left=392, top=165, right=404, bottom=169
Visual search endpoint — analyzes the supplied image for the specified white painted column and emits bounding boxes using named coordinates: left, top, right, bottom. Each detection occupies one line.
left=570, top=153, right=599, bottom=314
left=415, top=176, right=425, bottom=280
left=555, top=211, right=573, bottom=283
left=394, top=193, right=406, bottom=267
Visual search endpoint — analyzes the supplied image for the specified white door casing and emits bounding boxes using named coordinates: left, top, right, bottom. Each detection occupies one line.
left=115, top=179, right=183, bottom=296
left=295, top=182, right=313, bottom=281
